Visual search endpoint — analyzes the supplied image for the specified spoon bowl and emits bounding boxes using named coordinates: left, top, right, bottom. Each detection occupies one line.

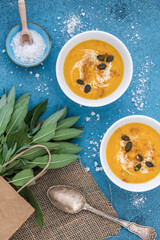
left=47, top=185, right=86, bottom=214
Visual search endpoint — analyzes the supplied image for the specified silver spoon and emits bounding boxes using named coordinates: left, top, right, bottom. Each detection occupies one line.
left=47, top=185, right=157, bottom=240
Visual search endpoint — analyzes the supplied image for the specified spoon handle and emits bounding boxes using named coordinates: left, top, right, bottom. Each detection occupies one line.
left=18, top=0, right=28, bottom=31
left=85, top=204, right=157, bottom=240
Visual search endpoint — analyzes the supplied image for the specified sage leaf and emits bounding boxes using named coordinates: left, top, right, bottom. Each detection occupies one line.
left=53, top=128, right=82, bottom=141
left=0, top=148, right=3, bottom=164
left=25, top=102, right=43, bottom=126
left=6, top=159, right=20, bottom=170
left=2, top=143, right=8, bottom=163
left=31, top=123, right=57, bottom=144
left=13, top=159, right=36, bottom=170
left=7, top=86, right=15, bottom=106
left=56, top=116, right=80, bottom=130
left=14, top=93, right=30, bottom=110
left=34, top=154, right=79, bottom=169
left=20, top=142, right=60, bottom=160
left=7, top=121, right=32, bottom=149
left=6, top=97, right=30, bottom=134
left=52, top=142, right=82, bottom=154
left=30, top=99, right=48, bottom=132
left=73, top=126, right=84, bottom=130
left=10, top=168, right=35, bottom=187
left=0, top=101, right=14, bottom=135
left=20, top=187, right=43, bottom=229
left=59, top=105, right=67, bottom=120
left=0, top=94, right=7, bottom=109
left=42, top=106, right=67, bottom=129
left=31, top=123, right=41, bottom=135
left=4, top=143, right=17, bottom=164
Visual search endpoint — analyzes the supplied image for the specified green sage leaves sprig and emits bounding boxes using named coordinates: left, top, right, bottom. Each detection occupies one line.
left=0, top=87, right=83, bottom=228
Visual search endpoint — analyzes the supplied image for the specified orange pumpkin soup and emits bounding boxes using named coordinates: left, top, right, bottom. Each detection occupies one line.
left=106, top=123, right=160, bottom=183
left=63, top=40, right=124, bottom=99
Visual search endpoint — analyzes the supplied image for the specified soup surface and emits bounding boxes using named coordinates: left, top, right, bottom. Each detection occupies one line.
left=106, top=123, right=160, bottom=183
left=63, top=40, right=124, bottom=99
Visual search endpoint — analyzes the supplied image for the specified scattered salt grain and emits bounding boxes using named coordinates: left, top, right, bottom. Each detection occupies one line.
left=81, top=12, right=85, bottom=16
left=11, top=30, right=46, bottom=63
left=85, top=167, right=90, bottom=172
left=63, top=14, right=81, bottom=37
left=91, top=111, right=95, bottom=116
left=94, top=161, right=98, bottom=167
left=35, top=73, right=40, bottom=78
left=2, top=49, right=6, bottom=53
left=10, top=71, right=13, bottom=74
left=131, top=194, right=146, bottom=208
left=29, top=71, right=33, bottom=74
left=85, top=117, right=91, bottom=122
left=95, top=167, right=103, bottom=172
left=96, top=114, right=100, bottom=120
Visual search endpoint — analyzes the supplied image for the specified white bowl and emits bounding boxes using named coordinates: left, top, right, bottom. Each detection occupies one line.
left=100, top=115, right=160, bottom=192
left=56, top=31, right=133, bottom=107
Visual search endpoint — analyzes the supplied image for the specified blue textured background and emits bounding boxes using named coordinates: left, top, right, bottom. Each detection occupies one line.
left=1, top=0, right=160, bottom=239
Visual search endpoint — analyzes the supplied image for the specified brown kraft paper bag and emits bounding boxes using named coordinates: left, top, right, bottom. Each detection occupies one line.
left=0, top=145, right=51, bottom=240
left=0, top=176, right=34, bottom=240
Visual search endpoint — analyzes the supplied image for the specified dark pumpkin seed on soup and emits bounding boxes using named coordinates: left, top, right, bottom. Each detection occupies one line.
left=134, top=164, right=141, bottom=171
left=84, top=84, right=91, bottom=93
left=121, top=135, right=130, bottom=141
left=145, top=161, right=154, bottom=167
left=106, top=55, right=114, bottom=62
left=97, top=64, right=107, bottom=70
left=97, top=55, right=105, bottom=61
left=125, top=141, right=132, bottom=152
left=136, top=154, right=143, bottom=162
left=77, top=79, right=84, bottom=85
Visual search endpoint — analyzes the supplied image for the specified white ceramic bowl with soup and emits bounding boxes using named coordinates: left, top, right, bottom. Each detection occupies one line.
left=100, top=115, right=160, bottom=192
left=56, top=31, right=133, bottom=107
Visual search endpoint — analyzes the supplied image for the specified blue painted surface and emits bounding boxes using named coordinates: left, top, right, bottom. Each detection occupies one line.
left=1, top=0, right=160, bottom=239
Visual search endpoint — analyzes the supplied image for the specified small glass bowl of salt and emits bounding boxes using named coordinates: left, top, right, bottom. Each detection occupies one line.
left=5, top=22, right=51, bottom=67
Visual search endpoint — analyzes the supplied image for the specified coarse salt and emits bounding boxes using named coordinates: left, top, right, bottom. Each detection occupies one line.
left=91, top=111, right=95, bottom=116
left=85, top=167, right=90, bottom=172
left=85, top=117, right=91, bottom=122
left=11, top=30, right=46, bottom=64
left=35, top=73, right=40, bottom=78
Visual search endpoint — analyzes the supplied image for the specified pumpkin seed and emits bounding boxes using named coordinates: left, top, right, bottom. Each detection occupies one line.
left=134, top=164, right=141, bottom=171
left=125, top=141, right=132, bottom=152
left=77, top=79, right=84, bottom=85
left=145, top=161, right=154, bottom=167
left=97, top=64, right=107, bottom=70
left=106, top=55, right=114, bottom=62
left=84, top=84, right=91, bottom=93
left=121, top=135, right=130, bottom=141
left=136, top=154, right=143, bottom=162
left=97, top=55, right=105, bottom=61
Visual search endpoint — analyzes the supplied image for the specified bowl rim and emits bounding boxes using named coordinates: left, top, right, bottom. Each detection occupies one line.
left=56, top=30, right=133, bottom=107
left=100, top=115, right=160, bottom=192
left=5, top=21, right=52, bottom=68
